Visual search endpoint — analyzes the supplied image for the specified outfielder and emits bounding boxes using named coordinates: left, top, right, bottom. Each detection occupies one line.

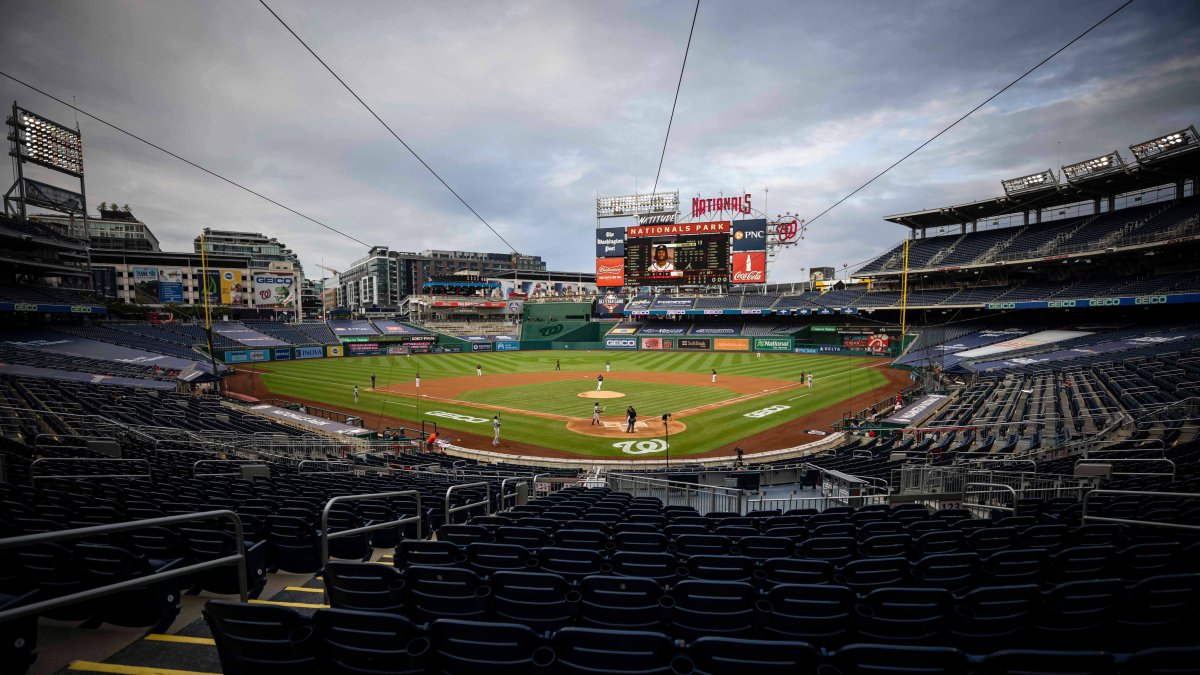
left=415, top=371, right=421, bottom=388
left=353, top=385, right=359, bottom=403
left=807, top=373, right=813, bottom=389
left=605, top=359, right=611, bottom=372
left=476, top=364, right=482, bottom=377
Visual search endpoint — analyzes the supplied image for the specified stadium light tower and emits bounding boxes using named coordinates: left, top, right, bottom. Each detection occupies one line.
left=1129, top=126, right=1199, bottom=162
left=1001, top=170, right=1058, bottom=196
left=1062, top=151, right=1126, bottom=183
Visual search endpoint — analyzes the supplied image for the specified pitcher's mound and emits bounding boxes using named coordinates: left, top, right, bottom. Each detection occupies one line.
left=578, top=390, right=625, bottom=399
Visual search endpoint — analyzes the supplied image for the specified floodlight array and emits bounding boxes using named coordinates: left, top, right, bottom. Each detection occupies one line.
left=1001, top=170, right=1057, bottom=196
left=1129, top=126, right=1199, bottom=162
left=10, top=109, right=84, bottom=176
left=1062, top=151, right=1124, bottom=182
left=596, top=191, right=680, bottom=218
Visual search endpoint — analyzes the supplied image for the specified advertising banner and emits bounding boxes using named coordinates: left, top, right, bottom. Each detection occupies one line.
left=296, top=346, right=325, bottom=359
left=640, top=337, right=674, bottom=350
left=132, top=267, right=159, bottom=305
left=624, top=220, right=731, bottom=286
left=329, top=321, right=378, bottom=335
left=495, top=341, right=521, bottom=351
left=253, top=271, right=295, bottom=308
left=731, top=219, right=768, bottom=251
left=731, top=251, right=767, bottom=284
left=692, top=326, right=738, bottom=335
left=714, top=338, right=751, bottom=351
left=387, top=345, right=410, bottom=356
left=754, top=337, right=793, bottom=352
left=273, top=347, right=292, bottom=361
left=408, top=343, right=432, bottom=354
left=201, top=270, right=221, bottom=305
left=326, top=345, right=344, bottom=357
left=811, top=325, right=838, bottom=332
left=223, top=349, right=270, bottom=364
left=158, top=268, right=184, bottom=303
left=471, top=343, right=493, bottom=352
left=22, top=178, right=85, bottom=213
left=347, top=342, right=382, bottom=356
left=219, top=270, right=244, bottom=305
left=605, top=337, right=638, bottom=349
left=595, top=226, right=626, bottom=257
left=678, top=338, right=711, bottom=350
left=594, top=299, right=626, bottom=318
left=608, top=327, right=638, bottom=335
left=596, top=257, right=625, bottom=287
left=639, top=326, right=687, bottom=335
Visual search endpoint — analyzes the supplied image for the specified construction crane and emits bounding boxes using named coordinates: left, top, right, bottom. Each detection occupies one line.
left=314, top=262, right=340, bottom=320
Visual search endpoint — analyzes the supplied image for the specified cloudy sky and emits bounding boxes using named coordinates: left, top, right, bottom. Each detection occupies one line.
left=2, top=0, right=1198, bottom=281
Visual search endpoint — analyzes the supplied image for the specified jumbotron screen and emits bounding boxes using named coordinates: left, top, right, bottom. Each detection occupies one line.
left=624, top=221, right=731, bottom=285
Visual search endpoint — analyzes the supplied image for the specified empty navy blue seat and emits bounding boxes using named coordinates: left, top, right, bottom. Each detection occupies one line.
left=910, top=552, right=979, bottom=593
left=405, top=565, right=490, bottom=623
left=610, top=551, right=682, bottom=585
left=614, top=531, right=670, bottom=554
left=762, top=557, right=834, bottom=586
left=977, top=649, right=1115, bottom=675
left=856, top=587, right=953, bottom=645
left=832, top=644, right=968, bottom=675
left=466, top=542, right=534, bottom=577
left=429, top=619, right=549, bottom=675
left=536, top=547, right=605, bottom=582
left=668, top=579, right=756, bottom=640
left=838, top=556, right=909, bottom=593
left=323, top=562, right=406, bottom=614
left=489, top=570, right=575, bottom=633
left=394, top=540, right=463, bottom=568
left=204, top=600, right=318, bottom=675
left=760, top=583, right=855, bottom=646
left=312, top=608, right=425, bottom=675
left=688, top=636, right=818, bottom=675
left=949, top=584, right=1040, bottom=650
left=551, top=627, right=677, bottom=675
left=577, top=575, right=666, bottom=632
left=684, top=554, right=756, bottom=583
left=1034, top=578, right=1122, bottom=646
left=436, top=524, right=492, bottom=546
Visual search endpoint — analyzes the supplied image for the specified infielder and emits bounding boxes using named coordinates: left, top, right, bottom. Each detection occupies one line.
left=596, top=374, right=604, bottom=391
left=711, top=368, right=718, bottom=383
left=415, top=371, right=421, bottom=388
left=476, top=364, right=482, bottom=377
left=807, top=373, right=813, bottom=389
left=353, top=385, right=359, bottom=403
left=555, top=359, right=561, bottom=371
left=592, top=402, right=602, bottom=426
left=605, top=359, right=611, bottom=372
left=492, top=415, right=501, bottom=446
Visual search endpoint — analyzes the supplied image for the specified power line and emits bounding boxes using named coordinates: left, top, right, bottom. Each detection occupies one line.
left=0, top=70, right=372, bottom=248
left=653, top=0, right=700, bottom=194
left=802, top=0, right=1136, bottom=230
left=258, top=0, right=519, bottom=254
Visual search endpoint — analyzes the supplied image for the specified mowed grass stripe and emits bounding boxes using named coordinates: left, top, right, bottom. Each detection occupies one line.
left=460, top=379, right=733, bottom=418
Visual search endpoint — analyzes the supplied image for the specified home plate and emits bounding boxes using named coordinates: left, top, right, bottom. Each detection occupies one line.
left=578, top=391, right=626, bottom=399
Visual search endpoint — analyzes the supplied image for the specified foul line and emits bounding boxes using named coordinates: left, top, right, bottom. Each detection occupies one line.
left=787, top=394, right=812, bottom=402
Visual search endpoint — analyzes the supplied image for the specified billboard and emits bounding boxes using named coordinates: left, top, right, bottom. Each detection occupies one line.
left=131, top=267, right=159, bottom=304
left=347, top=342, right=382, bottom=355
left=731, top=219, right=768, bottom=251
left=595, top=227, right=626, bottom=257
left=296, top=346, right=325, bottom=359
left=494, top=341, right=521, bottom=351
left=158, top=268, right=184, bottom=303
left=253, top=271, right=295, bottom=308
left=219, top=269, right=244, bottom=305
left=625, top=221, right=731, bottom=286
left=731, top=251, right=767, bottom=284
left=605, top=337, right=638, bottom=349
left=678, top=338, right=711, bottom=350
left=714, top=338, right=750, bottom=351
left=326, top=345, right=343, bottom=357
left=596, top=257, right=625, bottom=287
left=471, top=343, right=493, bottom=352
left=754, top=337, right=793, bottom=352
left=640, top=337, right=674, bottom=350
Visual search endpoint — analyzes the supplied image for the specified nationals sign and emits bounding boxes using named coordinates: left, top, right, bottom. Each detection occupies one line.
left=692, top=193, right=752, bottom=218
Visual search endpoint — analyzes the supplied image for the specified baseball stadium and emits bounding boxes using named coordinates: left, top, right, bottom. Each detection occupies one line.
left=3, top=2, right=1200, bottom=675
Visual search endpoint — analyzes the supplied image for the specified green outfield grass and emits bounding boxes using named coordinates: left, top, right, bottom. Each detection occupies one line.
left=242, top=350, right=893, bottom=458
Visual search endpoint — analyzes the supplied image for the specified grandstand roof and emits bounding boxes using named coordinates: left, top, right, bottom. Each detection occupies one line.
left=885, top=141, right=1200, bottom=230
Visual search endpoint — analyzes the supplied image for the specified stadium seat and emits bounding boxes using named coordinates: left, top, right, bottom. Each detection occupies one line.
left=668, top=579, right=757, bottom=640
left=394, top=540, right=464, bottom=568
left=831, top=643, right=968, bottom=675
left=429, top=619, right=549, bottom=675
left=609, top=551, right=683, bottom=585
left=535, top=547, right=606, bottom=582
left=75, top=543, right=183, bottom=631
left=761, top=557, right=835, bottom=586
left=489, top=570, right=575, bottom=633
left=577, top=575, right=667, bottom=632
left=855, top=587, right=953, bottom=645
left=550, top=627, right=677, bottom=675
left=323, top=562, right=407, bottom=614
left=684, top=554, right=756, bottom=583
left=759, top=583, right=856, bottom=646
left=1034, top=578, right=1122, bottom=646
left=312, top=608, right=426, bottom=675
left=687, top=637, right=818, bottom=675
left=837, top=556, right=909, bottom=593
left=910, top=552, right=980, bottom=593
left=405, top=565, right=490, bottom=623
left=949, top=584, right=1040, bottom=650
left=204, top=600, right=318, bottom=675
left=976, top=649, right=1116, bottom=675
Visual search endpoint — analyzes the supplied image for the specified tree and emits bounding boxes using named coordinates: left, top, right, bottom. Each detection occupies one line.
left=97, top=201, right=107, bottom=213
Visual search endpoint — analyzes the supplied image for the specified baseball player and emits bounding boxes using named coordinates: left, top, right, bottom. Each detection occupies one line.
left=596, top=374, right=604, bottom=391
left=592, top=402, right=602, bottom=426
left=371, top=374, right=376, bottom=388
left=711, top=368, right=717, bottom=383
left=476, top=364, right=482, bottom=377
left=605, top=359, right=611, bottom=372
left=626, top=406, right=637, bottom=433
left=555, top=359, right=561, bottom=371
left=807, top=373, right=813, bottom=389
left=415, top=371, right=421, bottom=388
left=492, top=415, right=501, bottom=446
left=353, top=385, right=359, bottom=403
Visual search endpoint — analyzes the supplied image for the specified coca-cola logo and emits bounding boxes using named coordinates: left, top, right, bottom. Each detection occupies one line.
left=732, top=271, right=764, bottom=282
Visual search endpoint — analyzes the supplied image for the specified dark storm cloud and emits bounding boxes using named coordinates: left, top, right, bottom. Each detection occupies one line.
left=1, top=0, right=1197, bottom=280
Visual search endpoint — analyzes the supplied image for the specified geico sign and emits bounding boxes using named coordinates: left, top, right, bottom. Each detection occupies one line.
left=606, top=339, right=636, bottom=347
left=426, top=410, right=488, bottom=424
left=744, top=405, right=790, bottom=419
left=1135, top=295, right=1167, bottom=305
left=254, top=276, right=293, bottom=284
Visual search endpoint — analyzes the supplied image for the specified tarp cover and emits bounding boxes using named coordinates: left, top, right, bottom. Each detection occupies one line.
left=212, top=324, right=289, bottom=347
left=0, top=362, right=177, bottom=390
left=372, top=320, right=429, bottom=335
left=884, top=394, right=950, bottom=426
left=4, top=329, right=205, bottom=372
left=248, top=404, right=373, bottom=436
left=328, top=320, right=379, bottom=335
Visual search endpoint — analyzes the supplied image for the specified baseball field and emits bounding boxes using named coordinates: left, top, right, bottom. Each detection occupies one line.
left=227, top=350, right=908, bottom=460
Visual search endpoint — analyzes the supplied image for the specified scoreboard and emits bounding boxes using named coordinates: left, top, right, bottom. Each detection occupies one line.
left=624, top=221, right=731, bottom=286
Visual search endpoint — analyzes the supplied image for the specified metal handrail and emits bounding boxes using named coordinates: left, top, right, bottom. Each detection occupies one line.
left=963, top=482, right=1019, bottom=514
left=318, top=490, right=423, bottom=571
left=193, top=459, right=267, bottom=478
left=30, top=458, right=152, bottom=484
left=298, top=460, right=354, bottom=474
left=965, top=458, right=1038, bottom=473
left=0, top=509, right=248, bottom=622
left=499, top=477, right=528, bottom=509
left=1074, top=457, right=1177, bottom=478
left=1082, top=489, right=1200, bottom=532
left=444, top=481, right=491, bottom=525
